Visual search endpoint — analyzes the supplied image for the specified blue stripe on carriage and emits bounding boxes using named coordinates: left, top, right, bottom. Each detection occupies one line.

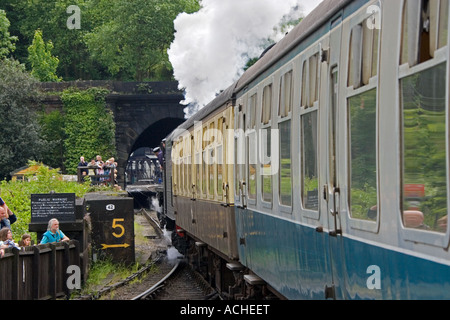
left=235, top=208, right=450, bottom=300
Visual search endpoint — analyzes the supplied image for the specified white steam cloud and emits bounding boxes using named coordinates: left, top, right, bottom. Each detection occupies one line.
left=168, top=0, right=323, bottom=117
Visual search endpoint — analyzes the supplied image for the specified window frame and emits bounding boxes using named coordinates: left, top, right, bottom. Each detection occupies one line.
left=299, top=47, right=321, bottom=220
left=247, top=91, right=258, bottom=205
left=398, top=0, right=450, bottom=247
left=345, top=2, right=382, bottom=233
left=278, top=68, right=294, bottom=212
left=261, top=81, right=274, bottom=208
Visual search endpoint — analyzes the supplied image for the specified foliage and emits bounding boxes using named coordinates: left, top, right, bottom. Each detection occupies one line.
left=84, top=0, right=200, bottom=81
left=0, top=9, right=17, bottom=59
left=0, top=58, right=45, bottom=180
left=61, top=88, right=116, bottom=174
left=27, top=29, right=61, bottom=82
left=4, top=0, right=200, bottom=81
left=37, top=110, right=66, bottom=171
left=0, top=161, right=98, bottom=243
left=7, top=0, right=102, bottom=80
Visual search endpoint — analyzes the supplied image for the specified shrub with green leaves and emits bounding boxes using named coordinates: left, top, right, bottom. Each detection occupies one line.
left=0, top=161, right=109, bottom=242
left=61, top=88, right=116, bottom=174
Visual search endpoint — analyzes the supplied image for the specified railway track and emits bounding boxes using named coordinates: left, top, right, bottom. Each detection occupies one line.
left=131, top=209, right=217, bottom=300
left=132, top=259, right=217, bottom=300
left=76, top=208, right=216, bottom=300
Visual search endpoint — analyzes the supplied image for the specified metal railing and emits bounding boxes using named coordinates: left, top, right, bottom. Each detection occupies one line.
left=77, top=166, right=115, bottom=187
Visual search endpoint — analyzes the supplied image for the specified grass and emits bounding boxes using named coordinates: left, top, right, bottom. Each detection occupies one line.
left=71, top=257, right=141, bottom=299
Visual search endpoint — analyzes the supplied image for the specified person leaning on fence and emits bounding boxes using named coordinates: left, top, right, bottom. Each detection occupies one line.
left=40, top=218, right=69, bottom=244
left=0, top=196, right=17, bottom=229
left=0, top=227, right=19, bottom=249
left=19, top=234, right=31, bottom=247
left=78, top=156, right=89, bottom=176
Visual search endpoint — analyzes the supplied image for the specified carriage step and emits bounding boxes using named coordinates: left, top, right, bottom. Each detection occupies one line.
left=244, top=274, right=265, bottom=285
left=195, top=241, right=206, bottom=247
left=226, top=262, right=244, bottom=271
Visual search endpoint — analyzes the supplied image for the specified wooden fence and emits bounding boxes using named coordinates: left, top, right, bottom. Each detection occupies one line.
left=0, top=240, right=81, bottom=300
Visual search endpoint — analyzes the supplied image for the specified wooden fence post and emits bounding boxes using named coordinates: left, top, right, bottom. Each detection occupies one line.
left=11, top=247, right=20, bottom=300
left=63, top=241, right=70, bottom=297
left=32, top=246, right=40, bottom=299
left=50, top=243, right=57, bottom=299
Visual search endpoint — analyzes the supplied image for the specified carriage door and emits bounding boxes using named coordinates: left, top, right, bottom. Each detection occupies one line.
left=324, top=17, right=346, bottom=300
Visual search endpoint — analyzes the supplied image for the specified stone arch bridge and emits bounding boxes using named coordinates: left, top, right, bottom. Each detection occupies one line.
left=39, top=81, right=186, bottom=188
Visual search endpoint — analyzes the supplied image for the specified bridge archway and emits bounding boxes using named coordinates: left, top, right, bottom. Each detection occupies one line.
left=38, top=81, right=186, bottom=188
left=123, top=117, right=185, bottom=187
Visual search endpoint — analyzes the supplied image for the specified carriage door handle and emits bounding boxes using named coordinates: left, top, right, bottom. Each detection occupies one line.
left=329, top=187, right=342, bottom=237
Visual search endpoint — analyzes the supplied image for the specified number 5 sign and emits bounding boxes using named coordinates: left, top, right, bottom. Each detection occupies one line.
left=87, top=195, right=135, bottom=264
left=112, top=218, right=125, bottom=238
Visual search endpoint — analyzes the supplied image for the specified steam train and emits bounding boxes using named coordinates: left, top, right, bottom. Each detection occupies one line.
left=159, top=0, right=450, bottom=299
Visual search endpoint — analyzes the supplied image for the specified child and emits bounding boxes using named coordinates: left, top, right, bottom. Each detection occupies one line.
left=0, top=227, right=19, bottom=249
left=19, top=234, right=31, bottom=247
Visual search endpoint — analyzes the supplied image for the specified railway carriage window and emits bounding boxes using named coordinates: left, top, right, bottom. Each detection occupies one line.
left=250, top=94, right=257, bottom=128
left=401, top=0, right=449, bottom=67
left=235, top=107, right=245, bottom=201
left=279, top=71, right=293, bottom=118
left=261, top=84, right=273, bottom=204
left=208, top=122, right=215, bottom=197
left=202, top=150, right=207, bottom=196
left=348, top=89, right=378, bottom=220
left=187, top=137, right=192, bottom=196
left=248, top=94, right=257, bottom=200
left=196, top=153, right=201, bottom=196
left=401, top=63, right=447, bottom=232
left=202, top=126, right=207, bottom=196
left=262, top=84, right=272, bottom=124
left=348, top=17, right=379, bottom=89
left=302, top=111, right=319, bottom=211
left=248, top=131, right=257, bottom=200
left=172, top=145, right=178, bottom=194
left=279, top=120, right=292, bottom=206
left=217, top=146, right=223, bottom=197
left=209, top=149, right=214, bottom=197
left=302, top=54, right=319, bottom=107
left=217, top=118, right=224, bottom=197
left=180, top=158, right=185, bottom=194
left=261, top=128, right=272, bottom=204
left=195, top=131, right=201, bottom=196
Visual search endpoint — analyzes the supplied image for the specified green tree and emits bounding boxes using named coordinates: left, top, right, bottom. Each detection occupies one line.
left=8, top=0, right=105, bottom=80
left=5, top=0, right=199, bottom=80
left=0, top=9, right=17, bottom=59
left=0, top=58, right=45, bottom=179
left=84, top=0, right=200, bottom=81
left=27, top=29, right=61, bottom=82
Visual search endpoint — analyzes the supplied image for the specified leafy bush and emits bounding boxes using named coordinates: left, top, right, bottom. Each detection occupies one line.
left=61, top=88, right=116, bottom=174
left=0, top=161, right=109, bottom=242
